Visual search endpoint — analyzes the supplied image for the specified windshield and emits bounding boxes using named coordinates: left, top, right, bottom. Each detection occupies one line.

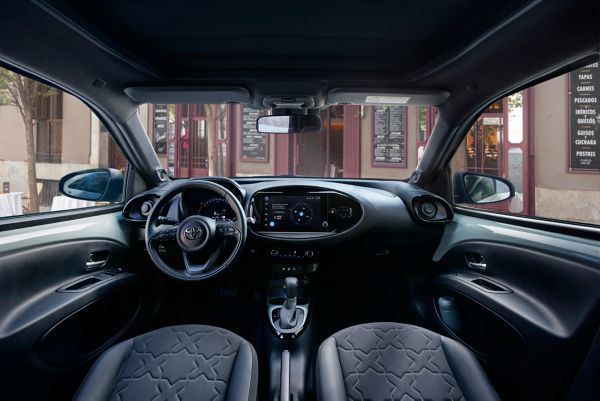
left=140, top=103, right=437, bottom=180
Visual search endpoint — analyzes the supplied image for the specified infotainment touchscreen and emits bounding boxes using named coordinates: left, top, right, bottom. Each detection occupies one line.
left=260, top=195, right=323, bottom=231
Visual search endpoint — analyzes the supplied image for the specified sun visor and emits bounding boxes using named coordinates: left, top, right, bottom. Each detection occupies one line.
left=326, top=89, right=450, bottom=106
left=124, top=86, right=252, bottom=104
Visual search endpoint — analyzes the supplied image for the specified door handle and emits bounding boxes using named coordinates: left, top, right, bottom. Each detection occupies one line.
left=85, top=251, right=110, bottom=270
left=465, top=252, right=487, bottom=272
left=466, top=261, right=487, bottom=271
left=85, top=260, right=107, bottom=269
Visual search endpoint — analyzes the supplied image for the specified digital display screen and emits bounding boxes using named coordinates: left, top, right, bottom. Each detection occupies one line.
left=261, top=195, right=323, bottom=231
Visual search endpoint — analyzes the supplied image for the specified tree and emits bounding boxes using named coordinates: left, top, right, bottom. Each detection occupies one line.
left=0, top=68, right=46, bottom=212
left=203, top=104, right=227, bottom=176
left=508, top=92, right=523, bottom=112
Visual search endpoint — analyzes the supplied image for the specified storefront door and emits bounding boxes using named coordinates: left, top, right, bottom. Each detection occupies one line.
left=175, top=105, right=208, bottom=178
left=294, top=107, right=344, bottom=177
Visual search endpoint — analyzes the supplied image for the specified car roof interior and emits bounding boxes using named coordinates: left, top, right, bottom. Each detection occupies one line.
left=1, top=0, right=598, bottom=122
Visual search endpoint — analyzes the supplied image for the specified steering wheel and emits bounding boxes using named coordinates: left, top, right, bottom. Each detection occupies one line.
left=145, top=180, right=247, bottom=281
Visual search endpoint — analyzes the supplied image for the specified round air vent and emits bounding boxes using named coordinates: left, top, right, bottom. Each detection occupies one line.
left=140, top=200, right=155, bottom=217
left=419, top=201, right=437, bottom=219
left=412, top=195, right=452, bottom=223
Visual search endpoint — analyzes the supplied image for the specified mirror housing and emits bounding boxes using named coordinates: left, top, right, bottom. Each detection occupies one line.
left=256, top=114, right=322, bottom=134
left=453, top=172, right=515, bottom=204
left=59, top=168, right=124, bottom=202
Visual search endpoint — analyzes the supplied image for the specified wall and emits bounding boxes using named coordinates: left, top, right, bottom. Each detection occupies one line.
left=61, top=93, right=91, bottom=165
left=0, top=104, right=27, bottom=161
left=534, top=75, right=600, bottom=224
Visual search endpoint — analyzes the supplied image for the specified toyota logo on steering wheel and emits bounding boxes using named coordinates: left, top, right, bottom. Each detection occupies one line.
left=184, top=226, right=203, bottom=240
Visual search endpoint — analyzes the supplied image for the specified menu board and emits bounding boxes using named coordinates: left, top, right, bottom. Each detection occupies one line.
left=372, top=106, right=407, bottom=166
left=569, top=62, right=600, bottom=172
left=153, top=104, right=168, bottom=154
left=241, top=107, right=268, bottom=161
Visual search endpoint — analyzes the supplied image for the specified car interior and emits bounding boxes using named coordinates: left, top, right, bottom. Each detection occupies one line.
left=0, top=1, right=599, bottom=400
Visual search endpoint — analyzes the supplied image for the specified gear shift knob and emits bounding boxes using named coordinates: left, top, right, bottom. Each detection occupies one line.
left=285, top=277, right=298, bottom=300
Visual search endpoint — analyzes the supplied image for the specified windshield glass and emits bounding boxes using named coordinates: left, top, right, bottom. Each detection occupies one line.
left=140, top=103, right=437, bottom=179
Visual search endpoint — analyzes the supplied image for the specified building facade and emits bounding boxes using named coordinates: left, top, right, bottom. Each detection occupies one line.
left=1, top=66, right=598, bottom=223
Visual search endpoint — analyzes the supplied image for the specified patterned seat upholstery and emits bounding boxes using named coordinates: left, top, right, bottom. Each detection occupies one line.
left=316, top=323, right=500, bottom=401
left=74, top=325, right=258, bottom=401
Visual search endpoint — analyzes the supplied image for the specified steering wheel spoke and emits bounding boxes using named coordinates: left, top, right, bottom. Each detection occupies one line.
left=183, top=241, right=226, bottom=275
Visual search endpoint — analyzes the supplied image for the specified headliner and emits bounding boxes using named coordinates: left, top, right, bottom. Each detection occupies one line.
left=0, top=0, right=597, bottom=122
left=43, top=0, right=530, bottom=79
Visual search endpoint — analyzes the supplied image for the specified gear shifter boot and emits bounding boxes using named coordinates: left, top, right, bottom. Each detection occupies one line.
left=279, top=277, right=298, bottom=329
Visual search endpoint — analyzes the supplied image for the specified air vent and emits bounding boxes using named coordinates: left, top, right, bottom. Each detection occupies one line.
left=412, top=195, right=453, bottom=223
left=411, top=195, right=453, bottom=224
left=418, top=201, right=437, bottom=219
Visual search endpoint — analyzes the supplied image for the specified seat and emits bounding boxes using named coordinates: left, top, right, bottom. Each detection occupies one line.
left=317, top=323, right=500, bottom=401
left=73, top=325, right=258, bottom=401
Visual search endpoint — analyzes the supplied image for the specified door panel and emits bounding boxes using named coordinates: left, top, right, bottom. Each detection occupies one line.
left=0, top=211, right=142, bottom=399
left=428, top=213, right=600, bottom=401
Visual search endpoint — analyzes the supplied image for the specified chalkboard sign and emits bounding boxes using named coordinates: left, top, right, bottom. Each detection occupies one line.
left=153, top=104, right=168, bottom=154
left=241, top=107, right=269, bottom=161
left=569, top=62, right=600, bottom=172
left=372, top=106, right=407, bottom=167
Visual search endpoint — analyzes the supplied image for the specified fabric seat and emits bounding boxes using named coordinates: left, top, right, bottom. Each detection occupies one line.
left=317, top=323, right=500, bottom=401
left=74, top=325, right=258, bottom=401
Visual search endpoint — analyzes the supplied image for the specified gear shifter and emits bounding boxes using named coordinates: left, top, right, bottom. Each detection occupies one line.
left=279, top=277, right=298, bottom=329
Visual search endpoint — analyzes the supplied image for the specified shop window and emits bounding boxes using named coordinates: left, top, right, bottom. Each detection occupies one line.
left=34, top=89, right=63, bottom=163
left=417, top=106, right=428, bottom=143
left=417, top=106, right=437, bottom=164
left=508, top=93, right=524, bottom=144
left=152, top=104, right=169, bottom=154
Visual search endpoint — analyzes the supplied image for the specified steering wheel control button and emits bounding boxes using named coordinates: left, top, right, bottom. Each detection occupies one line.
left=217, top=222, right=238, bottom=237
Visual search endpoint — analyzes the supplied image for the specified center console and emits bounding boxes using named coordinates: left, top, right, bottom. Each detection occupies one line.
left=267, top=278, right=310, bottom=338
left=264, top=277, right=314, bottom=401
left=252, top=188, right=361, bottom=400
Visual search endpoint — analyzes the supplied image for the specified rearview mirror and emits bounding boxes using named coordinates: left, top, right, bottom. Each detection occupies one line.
left=453, top=172, right=515, bottom=204
left=59, top=168, right=123, bottom=202
left=257, top=114, right=322, bottom=134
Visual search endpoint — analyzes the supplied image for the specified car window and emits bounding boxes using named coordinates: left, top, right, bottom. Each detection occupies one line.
left=0, top=66, right=126, bottom=218
left=139, top=103, right=438, bottom=180
left=451, top=62, right=600, bottom=226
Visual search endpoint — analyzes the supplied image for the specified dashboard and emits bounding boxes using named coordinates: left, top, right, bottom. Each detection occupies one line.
left=122, top=176, right=453, bottom=273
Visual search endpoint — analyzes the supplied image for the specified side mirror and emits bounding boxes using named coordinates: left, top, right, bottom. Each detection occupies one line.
left=453, top=172, right=515, bottom=204
left=59, top=168, right=123, bottom=202
left=256, top=114, right=322, bottom=134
